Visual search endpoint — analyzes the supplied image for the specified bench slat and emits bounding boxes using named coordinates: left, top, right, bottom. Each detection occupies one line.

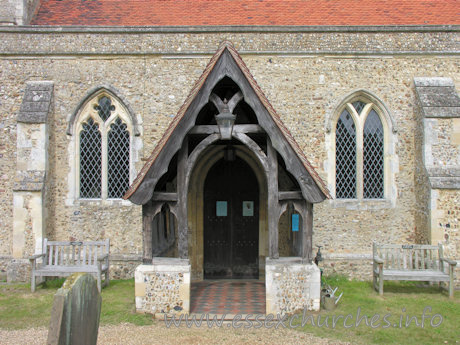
left=83, top=245, right=87, bottom=266
left=54, top=246, right=58, bottom=266
left=377, top=244, right=439, bottom=250
left=76, top=245, right=81, bottom=266
left=46, top=240, right=107, bottom=245
left=49, top=245, right=53, bottom=266
left=382, top=269, right=450, bottom=282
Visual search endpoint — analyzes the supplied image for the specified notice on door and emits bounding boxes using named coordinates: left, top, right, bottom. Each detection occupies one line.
left=242, top=201, right=254, bottom=216
left=216, top=201, right=227, bottom=216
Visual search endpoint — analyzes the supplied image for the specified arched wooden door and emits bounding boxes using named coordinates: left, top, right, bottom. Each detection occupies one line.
left=204, top=156, right=259, bottom=279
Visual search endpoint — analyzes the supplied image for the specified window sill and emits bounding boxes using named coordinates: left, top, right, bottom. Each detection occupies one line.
left=70, top=198, right=134, bottom=207
left=329, top=198, right=393, bottom=210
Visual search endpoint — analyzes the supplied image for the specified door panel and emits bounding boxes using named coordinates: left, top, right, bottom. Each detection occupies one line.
left=204, top=156, right=259, bottom=279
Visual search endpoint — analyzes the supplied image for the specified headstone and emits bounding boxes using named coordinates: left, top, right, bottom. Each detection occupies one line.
left=47, top=273, right=102, bottom=345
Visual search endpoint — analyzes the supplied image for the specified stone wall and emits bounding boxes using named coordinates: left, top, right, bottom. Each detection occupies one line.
left=435, top=189, right=460, bottom=287
left=110, top=256, right=143, bottom=280
left=436, top=190, right=460, bottom=258
left=135, top=259, right=190, bottom=315
left=319, top=254, right=373, bottom=281
left=266, top=258, right=320, bottom=314
left=0, top=26, right=458, bottom=55
left=0, top=27, right=459, bottom=281
left=0, top=0, right=40, bottom=25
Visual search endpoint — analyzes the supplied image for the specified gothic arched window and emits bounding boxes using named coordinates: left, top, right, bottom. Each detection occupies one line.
left=335, top=99, right=385, bottom=200
left=75, top=92, right=132, bottom=199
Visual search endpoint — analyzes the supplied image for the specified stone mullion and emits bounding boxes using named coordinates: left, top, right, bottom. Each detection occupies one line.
left=356, top=124, right=364, bottom=200
left=346, top=103, right=362, bottom=199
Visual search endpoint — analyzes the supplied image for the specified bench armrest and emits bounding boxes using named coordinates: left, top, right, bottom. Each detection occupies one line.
left=97, top=253, right=109, bottom=261
left=373, top=256, right=384, bottom=265
left=440, top=258, right=457, bottom=266
left=29, top=253, right=45, bottom=261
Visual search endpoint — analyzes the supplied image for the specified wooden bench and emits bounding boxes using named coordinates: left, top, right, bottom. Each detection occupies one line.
left=29, top=239, right=110, bottom=292
left=373, top=242, right=457, bottom=298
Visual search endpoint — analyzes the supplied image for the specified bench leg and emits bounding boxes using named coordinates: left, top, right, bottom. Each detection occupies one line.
left=104, top=269, right=110, bottom=288
left=378, top=265, right=384, bottom=296
left=31, top=275, right=36, bottom=293
left=373, top=270, right=377, bottom=292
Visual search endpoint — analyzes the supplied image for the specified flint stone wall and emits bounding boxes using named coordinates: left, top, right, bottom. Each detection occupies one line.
left=0, top=27, right=458, bottom=281
left=266, top=258, right=321, bottom=314
left=135, top=259, right=191, bottom=315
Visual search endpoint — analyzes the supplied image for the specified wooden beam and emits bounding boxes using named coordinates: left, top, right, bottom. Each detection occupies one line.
left=142, top=210, right=153, bottom=263
left=188, top=125, right=217, bottom=135
left=186, top=134, right=220, bottom=175
left=209, top=91, right=243, bottom=113
left=267, top=138, right=279, bottom=259
left=279, top=191, right=303, bottom=201
left=189, top=124, right=264, bottom=135
left=234, top=124, right=265, bottom=134
left=151, top=192, right=178, bottom=202
left=232, top=132, right=269, bottom=172
left=177, top=138, right=189, bottom=259
left=142, top=201, right=164, bottom=263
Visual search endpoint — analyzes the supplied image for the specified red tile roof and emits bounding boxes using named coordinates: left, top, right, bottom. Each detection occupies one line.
left=31, top=0, right=460, bottom=26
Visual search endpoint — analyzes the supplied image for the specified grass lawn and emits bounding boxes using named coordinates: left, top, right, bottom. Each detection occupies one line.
left=295, top=275, right=459, bottom=345
left=0, top=276, right=458, bottom=345
left=0, top=279, right=152, bottom=330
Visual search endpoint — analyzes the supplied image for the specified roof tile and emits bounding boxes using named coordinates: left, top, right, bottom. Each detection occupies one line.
left=31, top=0, right=460, bottom=26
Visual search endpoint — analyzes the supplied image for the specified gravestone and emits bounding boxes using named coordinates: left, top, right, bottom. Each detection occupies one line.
left=47, top=273, right=102, bottom=345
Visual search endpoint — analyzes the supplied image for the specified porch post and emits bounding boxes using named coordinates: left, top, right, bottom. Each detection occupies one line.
left=177, top=138, right=189, bottom=259
left=142, top=203, right=154, bottom=263
left=302, top=202, right=313, bottom=262
left=267, top=138, right=279, bottom=259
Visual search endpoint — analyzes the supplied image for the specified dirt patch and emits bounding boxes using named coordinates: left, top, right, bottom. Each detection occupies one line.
left=0, top=322, right=350, bottom=345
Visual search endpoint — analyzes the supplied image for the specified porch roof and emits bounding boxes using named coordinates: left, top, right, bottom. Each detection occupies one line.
left=124, top=41, right=330, bottom=203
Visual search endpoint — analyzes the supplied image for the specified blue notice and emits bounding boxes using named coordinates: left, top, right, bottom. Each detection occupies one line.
left=292, top=214, right=299, bottom=232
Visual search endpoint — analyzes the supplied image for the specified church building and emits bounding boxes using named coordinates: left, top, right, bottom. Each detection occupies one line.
left=0, top=0, right=458, bottom=314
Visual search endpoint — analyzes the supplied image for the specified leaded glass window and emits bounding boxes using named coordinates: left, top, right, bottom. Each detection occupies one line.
left=334, top=99, right=386, bottom=200
left=94, top=96, right=115, bottom=122
left=352, top=101, right=366, bottom=114
left=76, top=93, right=132, bottom=200
left=108, top=118, right=130, bottom=198
left=336, top=110, right=357, bottom=199
left=80, top=118, right=102, bottom=198
left=364, top=110, right=384, bottom=199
